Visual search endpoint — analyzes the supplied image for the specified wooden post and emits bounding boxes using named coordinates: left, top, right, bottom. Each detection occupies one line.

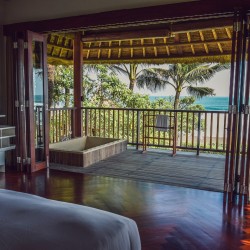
left=197, top=112, right=201, bottom=156
left=73, top=32, right=83, bottom=137
left=85, top=109, right=89, bottom=136
left=136, top=111, right=140, bottom=150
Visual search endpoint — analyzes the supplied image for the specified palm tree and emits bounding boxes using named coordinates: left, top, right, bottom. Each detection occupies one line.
left=85, top=63, right=154, bottom=92
left=110, top=63, right=159, bottom=91
left=110, top=64, right=139, bottom=91
left=137, top=63, right=229, bottom=109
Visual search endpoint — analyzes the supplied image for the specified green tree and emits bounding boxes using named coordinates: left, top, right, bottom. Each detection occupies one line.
left=110, top=64, right=139, bottom=91
left=50, top=65, right=74, bottom=107
left=110, top=63, right=157, bottom=92
left=48, top=64, right=55, bottom=107
left=82, top=65, right=151, bottom=108
left=137, top=63, right=229, bottom=109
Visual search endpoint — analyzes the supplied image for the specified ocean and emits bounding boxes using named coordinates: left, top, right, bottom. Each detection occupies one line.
left=149, top=96, right=229, bottom=111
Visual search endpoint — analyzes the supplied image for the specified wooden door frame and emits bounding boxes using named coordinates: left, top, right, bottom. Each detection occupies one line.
left=224, top=11, right=250, bottom=203
left=26, top=31, right=49, bottom=172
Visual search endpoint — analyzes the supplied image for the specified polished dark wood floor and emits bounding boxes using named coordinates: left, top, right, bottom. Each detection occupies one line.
left=0, top=169, right=249, bottom=250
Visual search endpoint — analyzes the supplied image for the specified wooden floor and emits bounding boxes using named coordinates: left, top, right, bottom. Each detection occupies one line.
left=51, top=149, right=225, bottom=192
left=1, top=169, right=250, bottom=250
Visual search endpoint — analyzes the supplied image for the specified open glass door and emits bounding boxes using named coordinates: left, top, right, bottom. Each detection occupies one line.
left=26, top=31, right=49, bottom=172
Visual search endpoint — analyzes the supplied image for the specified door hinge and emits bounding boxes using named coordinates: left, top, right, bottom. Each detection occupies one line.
left=26, top=158, right=31, bottom=165
left=242, top=105, right=250, bottom=114
left=240, top=185, right=248, bottom=195
left=229, top=105, right=237, bottom=114
left=20, top=104, right=24, bottom=112
left=15, top=100, right=19, bottom=108
left=234, top=21, right=241, bottom=32
left=17, top=157, right=21, bottom=164
left=244, top=186, right=248, bottom=195
left=46, top=156, right=49, bottom=167
left=13, top=42, right=18, bottom=49
left=24, top=42, right=28, bottom=49
left=224, top=183, right=229, bottom=192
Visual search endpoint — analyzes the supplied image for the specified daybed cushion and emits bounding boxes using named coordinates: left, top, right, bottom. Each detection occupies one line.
left=0, top=189, right=141, bottom=250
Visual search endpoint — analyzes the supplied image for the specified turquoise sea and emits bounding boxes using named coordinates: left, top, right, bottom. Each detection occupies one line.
left=149, top=96, right=229, bottom=111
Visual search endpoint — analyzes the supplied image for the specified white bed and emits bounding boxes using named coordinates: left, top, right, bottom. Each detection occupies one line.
left=0, top=189, right=141, bottom=250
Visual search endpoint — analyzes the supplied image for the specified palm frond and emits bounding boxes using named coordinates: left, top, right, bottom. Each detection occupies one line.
left=83, top=64, right=102, bottom=74
left=185, top=63, right=230, bottom=84
left=137, top=69, right=167, bottom=92
left=186, top=86, right=215, bottom=98
left=108, top=64, right=130, bottom=76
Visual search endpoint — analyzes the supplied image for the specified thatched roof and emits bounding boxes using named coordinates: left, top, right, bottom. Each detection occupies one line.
left=47, top=18, right=233, bottom=65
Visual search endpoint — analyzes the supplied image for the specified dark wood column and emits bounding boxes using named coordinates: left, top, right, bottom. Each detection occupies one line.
left=73, top=32, right=83, bottom=137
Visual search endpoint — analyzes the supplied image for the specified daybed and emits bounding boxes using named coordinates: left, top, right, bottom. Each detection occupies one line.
left=0, top=189, right=141, bottom=250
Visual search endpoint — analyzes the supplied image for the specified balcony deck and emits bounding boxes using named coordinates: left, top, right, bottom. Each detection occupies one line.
left=51, top=149, right=225, bottom=192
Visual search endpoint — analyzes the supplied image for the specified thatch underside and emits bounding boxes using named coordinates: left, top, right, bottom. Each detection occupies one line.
left=47, top=25, right=233, bottom=65
left=48, top=55, right=231, bottom=65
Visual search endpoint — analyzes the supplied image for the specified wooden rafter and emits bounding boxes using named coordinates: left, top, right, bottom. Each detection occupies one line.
left=98, top=41, right=101, bottom=59
left=47, top=24, right=233, bottom=64
left=81, top=38, right=231, bottom=51
left=141, top=39, right=146, bottom=57
left=118, top=41, right=121, bottom=58
left=212, top=29, right=223, bottom=54
left=225, top=27, right=232, bottom=39
left=174, top=34, right=183, bottom=55
left=199, top=31, right=209, bottom=54
left=187, top=32, right=195, bottom=55
left=80, top=53, right=232, bottom=65
left=153, top=38, right=157, bottom=57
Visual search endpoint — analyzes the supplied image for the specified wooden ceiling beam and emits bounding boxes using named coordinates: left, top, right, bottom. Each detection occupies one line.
left=47, top=43, right=73, bottom=52
left=81, top=53, right=232, bottom=64
left=82, top=38, right=231, bottom=51
left=47, top=56, right=73, bottom=65
left=80, top=18, right=233, bottom=43
left=4, top=0, right=241, bottom=35
left=82, top=28, right=171, bottom=42
left=171, top=17, right=233, bottom=33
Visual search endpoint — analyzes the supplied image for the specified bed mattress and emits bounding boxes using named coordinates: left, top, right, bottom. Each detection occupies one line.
left=0, top=189, right=141, bottom=250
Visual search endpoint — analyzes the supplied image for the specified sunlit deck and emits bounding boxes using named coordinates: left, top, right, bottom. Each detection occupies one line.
left=51, top=149, right=225, bottom=192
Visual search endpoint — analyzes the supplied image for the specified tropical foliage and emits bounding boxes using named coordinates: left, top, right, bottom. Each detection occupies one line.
left=48, top=64, right=206, bottom=110
left=137, top=63, right=229, bottom=109
left=48, top=65, right=73, bottom=107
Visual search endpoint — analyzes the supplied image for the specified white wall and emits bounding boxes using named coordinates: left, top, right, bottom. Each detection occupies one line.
left=3, top=0, right=194, bottom=24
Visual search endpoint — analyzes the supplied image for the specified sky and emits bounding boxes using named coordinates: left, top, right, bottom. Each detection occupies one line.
left=119, top=66, right=231, bottom=97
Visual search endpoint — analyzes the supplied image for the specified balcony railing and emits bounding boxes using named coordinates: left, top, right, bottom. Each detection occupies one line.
left=49, top=107, right=228, bottom=154
left=48, top=107, right=76, bottom=143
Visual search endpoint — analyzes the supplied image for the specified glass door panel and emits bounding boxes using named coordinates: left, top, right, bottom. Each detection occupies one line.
left=32, top=41, right=45, bottom=162
left=27, top=31, right=49, bottom=172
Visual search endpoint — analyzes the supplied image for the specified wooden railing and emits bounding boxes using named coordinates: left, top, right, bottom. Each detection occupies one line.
left=49, top=107, right=229, bottom=154
left=48, top=107, right=76, bottom=143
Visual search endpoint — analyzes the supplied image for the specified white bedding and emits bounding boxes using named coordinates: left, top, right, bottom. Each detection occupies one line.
left=0, top=189, right=141, bottom=250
